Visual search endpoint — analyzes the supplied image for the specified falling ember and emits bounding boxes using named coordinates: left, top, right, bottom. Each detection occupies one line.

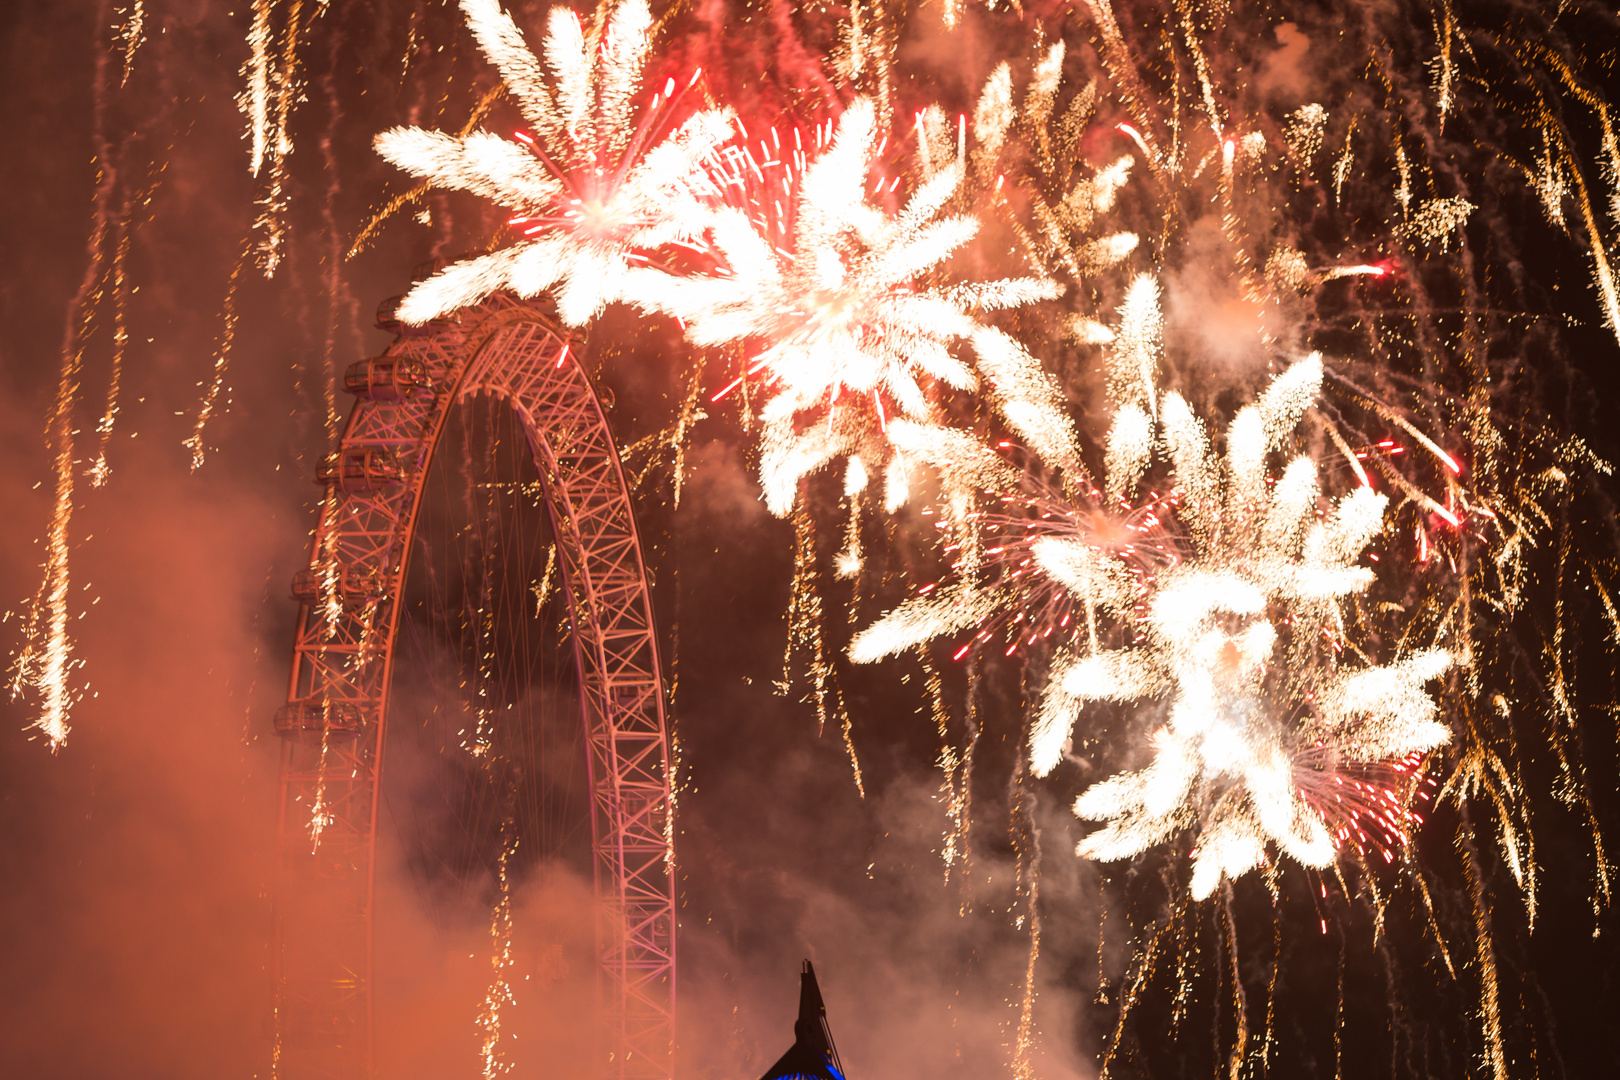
left=245, top=0, right=315, bottom=275
left=13, top=472, right=78, bottom=749
left=86, top=210, right=132, bottom=489
left=10, top=9, right=129, bottom=748
left=241, top=0, right=273, bottom=178
left=117, top=0, right=147, bottom=87
left=478, top=826, right=519, bottom=1079
left=184, top=247, right=249, bottom=471
left=305, top=735, right=336, bottom=851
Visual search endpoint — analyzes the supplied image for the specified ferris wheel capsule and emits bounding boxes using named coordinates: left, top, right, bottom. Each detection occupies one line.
left=315, top=447, right=404, bottom=492
left=290, top=563, right=388, bottom=605
left=273, top=698, right=371, bottom=741
left=342, top=356, right=435, bottom=402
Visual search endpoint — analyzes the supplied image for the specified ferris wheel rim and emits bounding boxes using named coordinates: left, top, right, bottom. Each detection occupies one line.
left=272, top=294, right=675, bottom=1080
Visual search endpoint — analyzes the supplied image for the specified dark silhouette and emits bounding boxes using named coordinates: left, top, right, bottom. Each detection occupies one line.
left=758, top=961, right=847, bottom=1080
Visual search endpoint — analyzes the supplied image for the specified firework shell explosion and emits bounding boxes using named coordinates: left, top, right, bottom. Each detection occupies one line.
left=373, top=0, right=736, bottom=327
left=10, top=0, right=1620, bottom=1077
left=656, top=96, right=1073, bottom=518
left=853, top=354, right=1457, bottom=898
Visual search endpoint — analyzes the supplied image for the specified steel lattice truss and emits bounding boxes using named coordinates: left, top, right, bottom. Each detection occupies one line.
left=274, top=295, right=675, bottom=1080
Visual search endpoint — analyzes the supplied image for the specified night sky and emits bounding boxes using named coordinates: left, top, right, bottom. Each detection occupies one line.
left=4, top=3, right=1620, bottom=1079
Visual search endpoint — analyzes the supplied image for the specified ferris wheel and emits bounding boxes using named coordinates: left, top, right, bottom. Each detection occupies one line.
left=272, top=293, right=675, bottom=1080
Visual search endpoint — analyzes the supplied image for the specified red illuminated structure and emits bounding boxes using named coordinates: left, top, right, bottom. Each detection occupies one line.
left=273, top=293, right=675, bottom=1080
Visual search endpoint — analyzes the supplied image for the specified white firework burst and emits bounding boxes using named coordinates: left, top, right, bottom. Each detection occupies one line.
left=853, top=353, right=1454, bottom=898
left=373, top=0, right=734, bottom=327
left=653, top=96, right=1071, bottom=515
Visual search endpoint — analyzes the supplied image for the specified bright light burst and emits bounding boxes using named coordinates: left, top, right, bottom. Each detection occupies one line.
left=374, top=0, right=734, bottom=327
left=856, top=355, right=1456, bottom=897
left=655, top=96, right=1070, bottom=515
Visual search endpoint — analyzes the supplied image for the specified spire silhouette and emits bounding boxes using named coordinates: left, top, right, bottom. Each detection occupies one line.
left=758, top=961, right=847, bottom=1080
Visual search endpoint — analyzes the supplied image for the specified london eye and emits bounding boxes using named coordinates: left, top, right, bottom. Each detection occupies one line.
left=273, top=292, right=675, bottom=1080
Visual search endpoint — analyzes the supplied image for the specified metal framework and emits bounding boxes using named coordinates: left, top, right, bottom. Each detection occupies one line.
left=274, top=295, right=675, bottom=1080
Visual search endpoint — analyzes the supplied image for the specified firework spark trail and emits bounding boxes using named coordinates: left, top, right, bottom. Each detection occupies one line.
left=1008, top=778, right=1042, bottom=1080
left=1170, top=0, right=1225, bottom=141
left=1219, top=884, right=1247, bottom=1080
left=1098, top=916, right=1171, bottom=1079
left=464, top=470, right=500, bottom=760
left=781, top=503, right=865, bottom=795
left=318, top=30, right=361, bottom=444
left=242, top=0, right=273, bottom=176
left=478, top=824, right=519, bottom=1078
left=1077, top=0, right=1156, bottom=141
left=957, top=649, right=984, bottom=910
left=84, top=167, right=161, bottom=489
left=922, top=653, right=971, bottom=882
left=251, top=0, right=316, bottom=274
left=1499, top=36, right=1620, bottom=348
left=1258, top=886, right=1282, bottom=1071
left=620, top=357, right=709, bottom=505
left=1332, top=927, right=1345, bottom=1080
left=1460, top=817, right=1508, bottom=1080
left=117, top=0, right=145, bottom=88
left=762, top=0, right=840, bottom=109
left=305, top=726, right=336, bottom=851
left=1548, top=487, right=1615, bottom=912
left=347, top=83, right=509, bottom=261
left=11, top=1, right=125, bottom=748
left=184, top=247, right=250, bottom=471
left=22, top=329, right=90, bottom=748
left=87, top=189, right=141, bottom=489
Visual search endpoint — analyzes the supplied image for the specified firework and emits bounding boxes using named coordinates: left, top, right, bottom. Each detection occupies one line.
left=847, top=423, right=1178, bottom=665
left=656, top=95, right=1071, bottom=515
left=478, top=825, right=519, bottom=1079
left=374, top=0, right=735, bottom=327
left=857, top=354, right=1455, bottom=897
